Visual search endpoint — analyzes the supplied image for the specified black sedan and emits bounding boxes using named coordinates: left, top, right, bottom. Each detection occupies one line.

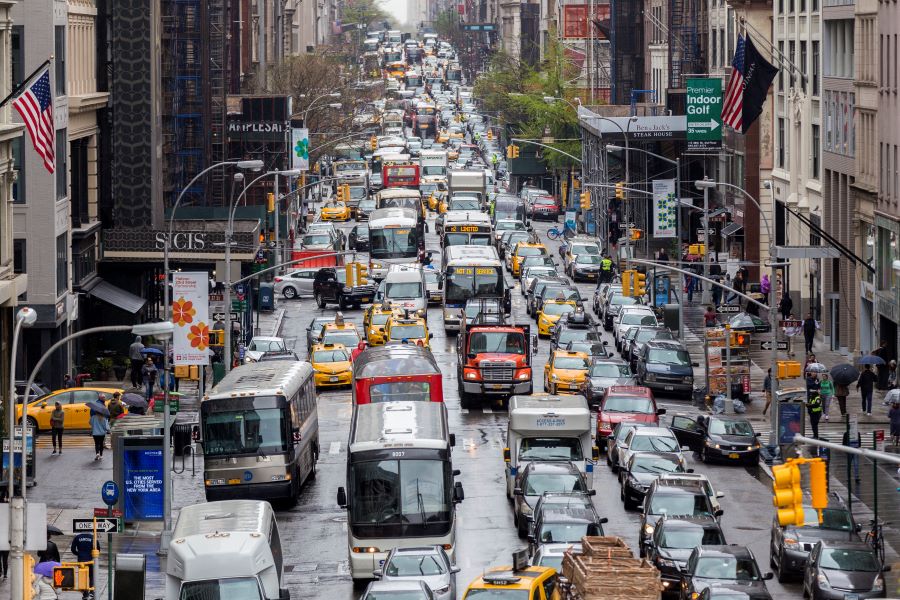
left=619, top=451, right=690, bottom=510
left=348, top=224, right=369, bottom=251
left=679, top=545, right=773, bottom=600
left=644, top=515, right=726, bottom=594
left=669, top=414, right=761, bottom=466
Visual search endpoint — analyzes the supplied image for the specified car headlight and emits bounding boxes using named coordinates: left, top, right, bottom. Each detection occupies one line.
left=816, top=572, right=830, bottom=589
left=551, top=374, right=559, bottom=381
left=517, top=370, right=531, bottom=380
left=645, top=373, right=656, bottom=381
left=465, top=371, right=478, bottom=380
left=371, top=261, right=383, bottom=269
left=783, top=536, right=801, bottom=549
left=644, top=523, right=654, bottom=535
left=872, top=574, right=884, bottom=593
left=657, top=558, right=677, bottom=568
left=683, top=376, right=693, bottom=384
left=705, top=440, right=721, bottom=449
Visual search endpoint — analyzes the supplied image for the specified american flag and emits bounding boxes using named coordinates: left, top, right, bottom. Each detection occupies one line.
left=13, top=68, right=55, bottom=174
left=722, top=35, right=746, bottom=132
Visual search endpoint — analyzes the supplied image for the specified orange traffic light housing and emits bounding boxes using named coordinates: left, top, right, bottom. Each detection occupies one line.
left=621, top=269, right=634, bottom=297
left=580, top=192, right=591, bottom=210
left=615, top=181, right=625, bottom=199
left=772, top=462, right=804, bottom=526
left=632, top=272, right=647, bottom=298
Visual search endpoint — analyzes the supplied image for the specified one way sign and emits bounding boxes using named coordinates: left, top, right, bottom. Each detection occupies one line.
left=73, top=517, right=122, bottom=533
left=759, top=340, right=789, bottom=351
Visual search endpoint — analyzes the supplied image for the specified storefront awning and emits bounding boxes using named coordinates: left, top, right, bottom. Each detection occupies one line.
left=88, top=280, right=147, bottom=314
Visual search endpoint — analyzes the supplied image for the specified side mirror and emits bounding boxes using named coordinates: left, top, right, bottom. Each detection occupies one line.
left=681, top=445, right=692, bottom=451
left=602, top=340, right=609, bottom=345
left=337, top=486, right=347, bottom=508
left=763, top=572, right=774, bottom=580
left=467, top=352, right=477, bottom=360
left=451, top=566, right=461, bottom=574
left=41, top=401, right=47, bottom=408
left=449, top=433, right=456, bottom=447
left=714, top=509, right=724, bottom=517
left=527, top=534, right=535, bottom=543
left=686, top=468, right=695, bottom=473
left=600, top=517, right=609, bottom=524
left=532, top=336, right=539, bottom=352
left=754, top=432, right=762, bottom=437
left=452, top=469, right=461, bottom=477
left=588, top=489, right=596, bottom=496
left=372, top=569, right=383, bottom=579
left=883, top=565, right=892, bottom=572
left=503, top=447, right=511, bottom=462
left=656, top=408, right=667, bottom=415
left=691, top=362, right=700, bottom=367
left=856, top=523, right=863, bottom=532
left=428, top=333, right=434, bottom=340
left=513, top=487, right=524, bottom=496
left=453, top=481, right=465, bottom=503
left=716, top=491, right=725, bottom=499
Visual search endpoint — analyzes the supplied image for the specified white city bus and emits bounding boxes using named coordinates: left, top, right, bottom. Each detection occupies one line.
left=336, top=401, right=464, bottom=580
left=200, top=361, right=318, bottom=503
left=368, top=207, right=425, bottom=279
left=441, top=245, right=508, bottom=332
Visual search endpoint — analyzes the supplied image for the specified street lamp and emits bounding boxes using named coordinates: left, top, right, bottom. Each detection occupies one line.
left=694, top=179, right=717, bottom=305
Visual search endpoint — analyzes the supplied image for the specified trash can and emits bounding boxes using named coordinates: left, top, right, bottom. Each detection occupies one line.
left=258, top=282, right=275, bottom=312
left=171, top=422, right=194, bottom=457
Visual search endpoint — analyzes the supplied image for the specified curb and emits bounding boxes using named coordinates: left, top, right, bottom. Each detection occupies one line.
left=272, top=307, right=286, bottom=337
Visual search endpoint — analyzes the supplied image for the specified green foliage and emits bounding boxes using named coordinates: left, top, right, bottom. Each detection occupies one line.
left=342, top=0, right=390, bottom=31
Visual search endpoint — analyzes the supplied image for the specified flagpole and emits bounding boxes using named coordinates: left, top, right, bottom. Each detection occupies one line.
left=738, top=17, right=807, bottom=89
left=0, top=58, right=52, bottom=109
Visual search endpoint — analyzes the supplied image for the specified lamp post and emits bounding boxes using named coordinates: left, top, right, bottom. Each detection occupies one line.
left=694, top=179, right=716, bottom=306
left=297, top=91, right=342, bottom=126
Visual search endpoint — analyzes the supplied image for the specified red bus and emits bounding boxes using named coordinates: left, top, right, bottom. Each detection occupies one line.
left=352, top=343, right=443, bottom=404
left=382, top=163, right=421, bottom=188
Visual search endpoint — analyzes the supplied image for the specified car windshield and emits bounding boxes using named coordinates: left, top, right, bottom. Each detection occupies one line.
left=522, top=256, right=554, bottom=267
left=325, top=202, right=347, bottom=209
left=543, top=288, right=581, bottom=302
left=524, top=268, right=555, bottom=279
left=497, top=221, right=524, bottom=230
left=558, top=329, right=600, bottom=345
left=800, top=508, right=854, bottom=530
left=323, top=331, right=361, bottom=347
left=694, top=556, right=762, bottom=580
left=649, top=493, right=713, bottom=517
left=621, top=313, right=658, bottom=326
left=591, top=363, right=631, bottom=377
left=464, top=591, right=529, bottom=600
left=303, top=234, right=332, bottom=246
left=524, top=473, right=587, bottom=495
left=469, top=331, right=526, bottom=354
left=543, top=303, right=576, bottom=316
left=249, top=339, right=285, bottom=352
left=516, top=246, right=546, bottom=257
left=179, top=577, right=263, bottom=600
left=538, top=523, right=598, bottom=543
left=313, top=349, right=350, bottom=362
left=636, top=329, right=672, bottom=343
left=450, top=199, right=480, bottom=210
left=648, top=348, right=691, bottom=366
left=572, top=245, right=601, bottom=255
left=385, top=282, right=424, bottom=299
left=610, top=295, right=638, bottom=306
left=630, top=455, right=682, bottom=474
left=519, top=438, right=585, bottom=461
left=553, top=356, right=589, bottom=370
left=629, top=434, right=679, bottom=452
left=575, top=255, right=603, bottom=264
left=604, top=396, right=655, bottom=414
left=708, top=419, right=755, bottom=436
left=659, top=526, right=726, bottom=549
left=390, top=324, right=427, bottom=339
left=536, top=554, right=564, bottom=571
left=819, top=548, right=880, bottom=572
left=385, top=554, right=447, bottom=576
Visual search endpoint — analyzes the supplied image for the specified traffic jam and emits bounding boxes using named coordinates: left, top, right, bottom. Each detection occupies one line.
left=181, top=31, right=888, bottom=600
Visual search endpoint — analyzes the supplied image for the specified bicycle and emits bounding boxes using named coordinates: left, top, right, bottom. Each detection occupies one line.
left=865, top=518, right=888, bottom=564
left=546, top=223, right=576, bottom=241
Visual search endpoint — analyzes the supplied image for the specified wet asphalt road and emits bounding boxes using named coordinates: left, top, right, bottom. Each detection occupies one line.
left=272, top=211, right=805, bottom=599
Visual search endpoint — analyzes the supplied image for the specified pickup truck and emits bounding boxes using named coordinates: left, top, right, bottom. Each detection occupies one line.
left=313, top=267, right=377, bottom=309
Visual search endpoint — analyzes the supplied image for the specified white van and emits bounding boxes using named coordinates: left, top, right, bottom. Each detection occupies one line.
left=166, top=500, right=288, bottom=600
left=377, top=266, right=428, bottom=317
left=504, top=394, right=597, bottom=498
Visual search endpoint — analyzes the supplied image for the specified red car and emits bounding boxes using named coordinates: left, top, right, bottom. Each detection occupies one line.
left=596, top=385, right=665, bottom=450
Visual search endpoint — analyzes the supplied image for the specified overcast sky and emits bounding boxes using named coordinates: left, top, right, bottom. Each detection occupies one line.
left=380, top=0, right=407, bottom=24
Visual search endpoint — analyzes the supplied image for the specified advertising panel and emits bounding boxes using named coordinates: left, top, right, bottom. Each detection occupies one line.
left=123, top=447, right=164, bottom=520
left=652, top=179, right=677, bottom=238
left=172, top=271, right=210, bottom=365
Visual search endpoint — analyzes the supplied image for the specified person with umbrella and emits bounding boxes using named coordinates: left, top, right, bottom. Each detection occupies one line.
left=39, top=525, right=63, bottom=563
left=857, top=363, right=878, bottom=416
left=141, top=356, right=158, bottom=400
left=830, top=363, right=859, bottom=417
left=89, top=403, right=109, bottom=461
left=31, top=562, right=59, bottom=599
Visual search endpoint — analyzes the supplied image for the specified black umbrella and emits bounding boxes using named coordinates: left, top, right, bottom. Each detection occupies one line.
left=86, top=401, right=110, bottom=417
left=830, top=363, right=860, bottom=386
left=46, top=524, right=63, bottom=537
left=121, top=393, right=148, bottom=410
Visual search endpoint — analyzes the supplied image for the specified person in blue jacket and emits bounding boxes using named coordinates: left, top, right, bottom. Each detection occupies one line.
left=71, top=530, right=98, bottom=599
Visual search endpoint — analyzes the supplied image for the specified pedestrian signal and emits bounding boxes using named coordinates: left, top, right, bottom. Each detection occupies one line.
left=266, top=193, right=275, bottom=213
left=355, top=262, right=369, bottom=285
left=630, top=228, right=643, bottom=240
left=507, top=144, right=520, bottom=159
left=209, top=330, right=224, bottom=348
left=53, top=566, right=76, bottom=589
left=772, top=462, right=804, bottom=526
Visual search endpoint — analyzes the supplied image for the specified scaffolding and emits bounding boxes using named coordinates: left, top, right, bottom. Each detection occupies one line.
left=609, top=0, right=643, bottom=105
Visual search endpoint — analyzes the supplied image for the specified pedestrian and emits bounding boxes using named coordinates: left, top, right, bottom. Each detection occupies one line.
left=779, top=292, right=793, bottom=321
left=872, top=340, right=890, bottom=389
left=807, top=393, right=823, bottom=438
left=703, top=306, right=718, bottom=327
left=806, top=372, right=820, bottom=402
left=802, top=312, right=817, bottom=354
left=38, top=535, right=61, bottom=563
left=141, top=357, right=158, bottom=400
left=70, top=529, right=97, bottom=599
left=658, top=248, right=670, bottom=263
left=351, top=340, right=366, bottom=361
left=109, top=392, right=125, bottom=420
left=0, top=489, right=7, bottom=578
left=128, top=335, right=144, bottom=387
left=819, top=373, right=834, bottom=421
left=843, top=428, right=862, bottom=482
left=760, top=273, right=771, bottom=295
left=762, top=368, right=773, bottom=416
left=888, top=359, right=898, bottom=389
left=686, top=274, right=696, bottom=303
left=89, top=409, right=109, bottom=461
left=834, top=382, right=849, bottom=417
left=31, top=573, right=59, bottom=600
left=711, top=275, right=722, bottom=307
left=857, top=364, right=877, bottom=416
left=62, top=374, right=73, bottom=389
left=889, top=401, right=900, bottom=446
left=50, top=401, right=64, bottom=455
left=733, top=270, right=746, bottom=296
left=599, top=254, right=614, bottom=284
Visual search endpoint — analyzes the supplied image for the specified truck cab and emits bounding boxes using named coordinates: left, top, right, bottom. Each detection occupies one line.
left=456, top=303, right=536, bottom=408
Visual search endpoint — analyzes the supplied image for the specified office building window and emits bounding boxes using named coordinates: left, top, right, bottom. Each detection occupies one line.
left=800, top=41, right=807, bottom=91
left=13, top=240, right=26, bottom=274
left=712, top=29, right=717, bottom=67
left=779, top=42, right=785, bottom=88
left=811, top=124, right=820, bottom=179
left=55, top=25, right=65, bottom=95
left=11, top=26, right=23, bottom=87
left=789, top=41, right=796, bottom=86
left=56, top=129, right=66, bottom=200
left=56, top=234, right=67, bottom=296
left=812, top=41, right=820, bottom=95
left=778, top=118, right=786, bottom=167
left=12, top=136, right=24, bottom=204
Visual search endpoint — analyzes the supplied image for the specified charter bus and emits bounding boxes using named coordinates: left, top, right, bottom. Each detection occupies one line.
left=368, top=207, right=425, bottom=279
left=441, top=245, right=508, bottom=332
left=352, top=344, right=443, bottom=404
left=200, top=361, right=318, bottom=503
left=441, top=211, right=494, bottom=248
left=382, top=163, right=421, bottom=189
left=336, top=401, right=464, bottom=580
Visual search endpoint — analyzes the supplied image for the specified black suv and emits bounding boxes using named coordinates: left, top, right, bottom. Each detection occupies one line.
left=549, top=310, right=603, bottom=350
left=644, top=515, right=726, bottom=592
left=313, top=267, right=378, bottom=309
left=768, top=492, right=859, bottom=583
left=635, top=340, right=695, bottom=397
left=679, top=545, right=773, bottom=599
left=669, top=414, right=761, bottom=466
left=525, top=276, right=568, bottom=315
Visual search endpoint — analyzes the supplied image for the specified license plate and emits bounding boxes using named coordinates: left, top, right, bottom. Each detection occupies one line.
left=586, top=274, right=596, bottom=279
left=330, top=376, right=339, bottom=383
left=728, top=453, right=740, bottom=459
left=843, top=595, right=859, bottom=600
left=664, top=385, right=675, bottom=391
left=360, top=298, right=370, bottom=303
left=491, top=384, right=505, bottom=390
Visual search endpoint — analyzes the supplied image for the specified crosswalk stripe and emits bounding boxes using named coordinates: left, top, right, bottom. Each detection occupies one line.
left=35, top=436, right=95, bottom=448
left=328, top=441, right=341, bottom=455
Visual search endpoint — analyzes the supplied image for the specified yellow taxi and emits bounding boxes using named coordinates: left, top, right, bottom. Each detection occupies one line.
left=437, top=129, right=451, bottom=143
left=318, top=319, right=363, bottom=348
left=311, top=343, right=353, bottom=388
left=447, top=126, right=465, bottom=140
left=510, top=241, right=549, bottom=277
left=447, top=146, right=460, bottom=161
left=536, top=298, right=577, bottom=337
left=462, top=561, right=561, bottom=600
left=17, top=386, right=126, bottom=431
left=544, top=349, right=590, bottom=395
left=320, top=200, right=351, bottom=221
left=428, top=190, right=447, bottom=212
left=384, top=312, right=432, bottom=349
left=363, top=303, right=394, bottom=346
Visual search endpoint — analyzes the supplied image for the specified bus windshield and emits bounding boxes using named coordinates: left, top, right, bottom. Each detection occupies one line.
left=350, top=460, right=452, bottom=537
left=369, top=380, right=431, bottom=402
left=445, top=266, right=504, bottom=304
left=179, top=577, right=263, bottom=600
left=203, top=406, right=287, bottom=457
left=371, top=228, right=419, bottom=258
left=444, top=233, right=492, bottom=247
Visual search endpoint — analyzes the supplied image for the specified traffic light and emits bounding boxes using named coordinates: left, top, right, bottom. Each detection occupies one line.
left=24, top=553, right=35, bottom=600
left=346, top=263, right=356, bottom=287
left=487, top=130, right=493, bottom=140
left=730, top=331, right=750, bottom=346
left=633, top=271, right=647, bottom=298
left=808, top=458, right=828, bottom=521
left=772, top=461, right=804, bottom=526
left=615, top=181, right=625, bottom=199
left=507, top=144, right=520, bottom=159
left=53, top=564, right=77, bottom=590
left=336, top=185, right=346, bottom=202
left=369, top=135, right=377, bottom=150
left=355, top=262, right=369, bottom=285
left=209, top=329, right=224, bottom=348
left=630, top=228, right=643, bottom=240
left=342, top=184, right=350, bottom=202
left=621, top=269, right=634, bottom=297
left=267, top=192, right=275, bottom=213
left=579, top=192, right=591, bottom=210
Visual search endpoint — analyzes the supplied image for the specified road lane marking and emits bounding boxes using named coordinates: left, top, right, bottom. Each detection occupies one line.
left=483, top=408, right=493, bottom=414
left=329, top=441, right=341, bottom=455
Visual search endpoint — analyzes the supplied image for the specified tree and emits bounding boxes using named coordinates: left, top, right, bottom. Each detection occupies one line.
left=342, top=0, right=391, bottom=32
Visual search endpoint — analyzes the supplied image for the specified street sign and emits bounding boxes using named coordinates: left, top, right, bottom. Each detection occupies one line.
left=874, top=429, right=885, bottom=452
left=212, top=313, right=226, bottom=322
left=716, top=304, right=741, bottom=314
left=780, top=319, right=803, bottom=328
left=231, top=300, right=247, bottom=311
left=94, top=507, right=123, bottom=518
left=697, top=228, right=715, bottom=235
left=759, top=340, right=789, bottom=351
left=73, top=517, right=122, bottom=533
left=13, top=426, right=34, bottom=438
left=686, top=78, right=723, bottom=150
left=234, top=283, right=246, bottom=295
left=101, top=480, right=119, bottom=506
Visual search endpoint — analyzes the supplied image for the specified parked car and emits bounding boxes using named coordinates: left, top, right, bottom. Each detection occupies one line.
left=274, top=268, right=319, bottom=299
left=669, top=414, right=761, bottom=465
left=635, top=340, right=696, bottom=397
left=373, top=546, right=459, bottom=600
left=313, top=266, right=378, bottom=309
left=678, top=545, right=773, bottom=600
left=802, top=540, right=888, bottom=599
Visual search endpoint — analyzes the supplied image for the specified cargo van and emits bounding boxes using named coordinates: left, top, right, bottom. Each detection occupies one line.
left=166, top=500, right=288, bottom=600
left=503, top=394, right=598, bottom=499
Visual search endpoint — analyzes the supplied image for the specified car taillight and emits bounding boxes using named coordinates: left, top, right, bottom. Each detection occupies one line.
left=274, top=277, right=283, bottom=282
